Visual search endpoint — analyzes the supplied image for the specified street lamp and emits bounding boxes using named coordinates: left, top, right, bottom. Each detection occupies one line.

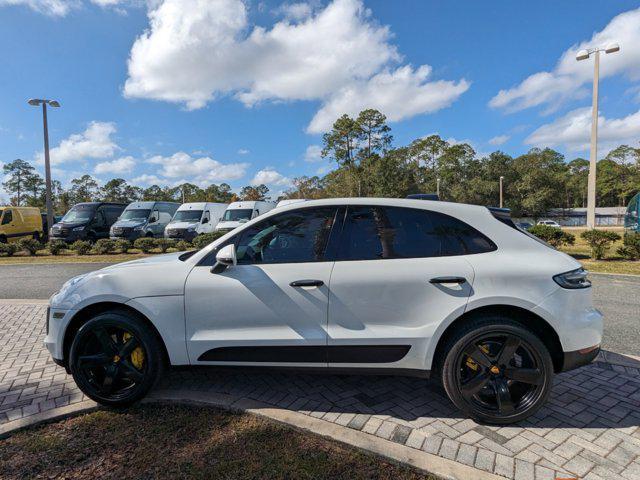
left=576, top=43, right=620, bottom=228
left=28, top=98, right=60, bottom=233
left=499, top=176, right=504, bottom=208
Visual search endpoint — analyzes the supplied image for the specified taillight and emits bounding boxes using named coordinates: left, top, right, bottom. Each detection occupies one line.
left=553, top=268, right=591, bottom=289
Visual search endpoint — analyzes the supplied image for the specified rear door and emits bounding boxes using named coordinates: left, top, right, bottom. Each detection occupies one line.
left=327, top=206, right=495, bottom=372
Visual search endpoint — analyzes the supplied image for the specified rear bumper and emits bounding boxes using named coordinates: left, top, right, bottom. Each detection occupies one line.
left=561, top=346, right=600, bottom=372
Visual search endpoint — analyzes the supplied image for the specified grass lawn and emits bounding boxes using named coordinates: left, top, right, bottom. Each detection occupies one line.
left=558, top=227, right=640, bottom=275
left=0, top=404, right=437, bottom=480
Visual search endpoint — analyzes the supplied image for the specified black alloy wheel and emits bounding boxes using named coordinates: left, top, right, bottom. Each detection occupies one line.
left=70, top=312, right=163, bottom=407
left=441, top=318, right=553, bottom=424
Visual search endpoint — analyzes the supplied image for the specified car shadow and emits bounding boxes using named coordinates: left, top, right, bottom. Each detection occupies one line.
left=159, top=352, right=640, bottom=430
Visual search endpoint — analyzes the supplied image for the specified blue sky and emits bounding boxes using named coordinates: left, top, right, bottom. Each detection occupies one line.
left=1, top=0, right=639, bottom=200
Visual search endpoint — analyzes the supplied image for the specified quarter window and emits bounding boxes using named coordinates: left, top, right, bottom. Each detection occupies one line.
left=339, top=206, right=495, bottom=260
left=235, top=207, right=337, bottom=264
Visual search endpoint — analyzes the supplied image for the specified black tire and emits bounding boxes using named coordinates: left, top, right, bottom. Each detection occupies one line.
left=0, top=235, right=6, bottom=244
left=440, top=316, right=553, bottom=425
left=33, top=232, right=41, bottom=241
left=69, top=311, right=164, bottom=407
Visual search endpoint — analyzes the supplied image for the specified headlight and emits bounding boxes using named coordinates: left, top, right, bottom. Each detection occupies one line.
left=73, top=226, right=85, bottom=231
left=133, top=225, right=144, bottom=231
left=553, top=268, right=591, bottom=289
left=187, top=225, right=196, bottom=232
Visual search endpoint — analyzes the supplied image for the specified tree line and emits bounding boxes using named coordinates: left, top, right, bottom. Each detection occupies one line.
left=3, top=109, right=639, bottom=219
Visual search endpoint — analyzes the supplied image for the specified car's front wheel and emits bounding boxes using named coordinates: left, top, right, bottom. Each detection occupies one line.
left=69, top=311, right=164, bottom=407
left=441, top=317, right=554, bottom=424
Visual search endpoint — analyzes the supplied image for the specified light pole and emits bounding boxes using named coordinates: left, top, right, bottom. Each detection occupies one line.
left=499, top=176, right=504, bottom=208
left=28, top=98, right=60, bottom=234
left=436, top=177, right=441, bottom=198
left=576, top=43, right=619, bottom=228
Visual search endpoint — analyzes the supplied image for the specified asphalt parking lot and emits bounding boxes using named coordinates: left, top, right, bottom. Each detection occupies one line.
left=0, top=262, right=638, bottom=356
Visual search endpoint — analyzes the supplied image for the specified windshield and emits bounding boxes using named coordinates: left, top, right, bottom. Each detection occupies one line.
left=172, top=210, right=203, bottom=222
left=120, top=209, right=151, bottom=221
left=223, top=209, right=252, bottom=222
left=61, top=205, right=95, bottom=223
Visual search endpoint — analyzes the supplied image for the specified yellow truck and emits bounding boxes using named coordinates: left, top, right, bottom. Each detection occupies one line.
left=0, top=207, right=44, bottom=243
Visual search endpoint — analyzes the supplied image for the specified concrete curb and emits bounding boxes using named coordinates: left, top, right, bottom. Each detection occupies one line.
left=0, top=298, right=50, bottom=304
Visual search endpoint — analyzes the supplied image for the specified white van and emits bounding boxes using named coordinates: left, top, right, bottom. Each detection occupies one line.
left=165, top=202, right=228, bottom=241
left=215, top=200, right=276, bottom=233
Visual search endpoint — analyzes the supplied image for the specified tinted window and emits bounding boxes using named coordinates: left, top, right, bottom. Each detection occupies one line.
left=235, top=207, right=337, bottom=264
left=62, top=205, right=95, bottom=223
left=120, top=209, right=151, bottom=221
left=339, top=206, right=495, bottom=261
left=173, top=210, right=203, bottom=222
left=1, top=210, right=12, bottom=225
left=223, top=209, right=252, bottom=222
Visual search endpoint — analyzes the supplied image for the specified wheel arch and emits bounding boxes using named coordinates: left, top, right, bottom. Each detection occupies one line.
left=62, top=301, right=170, bottom=370
left=431, top=304, right=564, bottom=374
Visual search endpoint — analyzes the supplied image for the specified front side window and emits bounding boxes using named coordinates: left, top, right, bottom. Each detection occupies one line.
left=235, top=207, right=337, bottom=264
left=120, top=209, right=151, bottom=221
left=223, top=209, right=252, bottom=222
left=339, top=206, right=495, bottom=261
left=1, top=210, right=12, bottom=225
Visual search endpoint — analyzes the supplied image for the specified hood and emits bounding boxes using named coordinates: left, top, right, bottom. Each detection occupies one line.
left=166, top=221, right=198, bottom=230
left=53, top=221, right=86, bottom=228
left=112, top=219, right=146, bottom=228
left=50, top=252, right=191, bottom=310
left=216, top=220, right=245, bottom=229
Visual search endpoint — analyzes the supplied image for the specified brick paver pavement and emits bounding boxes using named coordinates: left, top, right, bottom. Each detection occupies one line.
left=2, top=302, right=640, bottom=480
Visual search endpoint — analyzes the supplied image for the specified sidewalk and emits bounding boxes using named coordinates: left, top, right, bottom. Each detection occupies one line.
left=2, top=302, right=640, bottom=480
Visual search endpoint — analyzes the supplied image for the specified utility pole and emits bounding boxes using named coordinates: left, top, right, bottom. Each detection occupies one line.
left=499, top=176, right=504, bottom=208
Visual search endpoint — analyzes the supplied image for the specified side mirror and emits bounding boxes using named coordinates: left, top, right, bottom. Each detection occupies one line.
left=202, top=217, right=209, bottom=224
left=149, top=216, right=157, bottom=223
left=212, top=244, right=236, bottom=273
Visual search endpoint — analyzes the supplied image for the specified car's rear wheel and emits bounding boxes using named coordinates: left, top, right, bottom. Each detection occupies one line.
left=441, top=317, right=553, bottom=424
left=69, top=311, right=164, bottom=407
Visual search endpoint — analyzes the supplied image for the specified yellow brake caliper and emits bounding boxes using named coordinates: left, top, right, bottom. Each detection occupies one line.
left=123, top=332, right=145, bottom=370
left=466, top=344, right=490, bottom=371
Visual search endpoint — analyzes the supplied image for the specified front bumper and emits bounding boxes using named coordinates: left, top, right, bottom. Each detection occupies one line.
left=110, top=230, right=144, bottom=241
left=50, top=230, right=86, bottom=243
left=165, top=228, right=197, bottom=242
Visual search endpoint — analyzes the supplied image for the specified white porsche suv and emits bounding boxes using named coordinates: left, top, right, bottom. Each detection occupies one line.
left=45, top=198, right=602, bottom=424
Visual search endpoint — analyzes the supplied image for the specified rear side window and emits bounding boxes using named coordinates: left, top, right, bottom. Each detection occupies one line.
left=339, top=206, right=496, bottom=261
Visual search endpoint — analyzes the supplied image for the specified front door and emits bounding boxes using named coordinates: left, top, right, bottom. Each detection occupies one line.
left=185, top=206, right=339, bottom=366
left=327, top=205, right=494, bottom=372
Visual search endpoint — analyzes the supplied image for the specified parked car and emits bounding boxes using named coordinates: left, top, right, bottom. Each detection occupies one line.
left=0, top=206, right=43, bottom=243
left=516, top=222, right=533, bottom=231
left=165, top=202, right=228, bottom=242
left=50, top=203, right=126, bottom=243
left=46, top=198, right=602, bottom=424
left=537, top=220, right=561, bottom=228
left=215, top=200, right=276, bottom=233
left=110, top=201, right=179, bottom=240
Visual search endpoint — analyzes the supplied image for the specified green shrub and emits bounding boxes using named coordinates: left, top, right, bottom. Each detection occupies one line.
left=93, top=238, right=116, bottom=255
left=114, top=239, right=132, bottom=254
left=18, top=238, right=43, bottom=256
left=580, top=229, right=621, bottom=260
left=192, top=231, right=225, bottom=249
left=617, top=232, right=640, bottom=260
left=0, top=243, right=17, bottom=257
left=71, top=240, right=92, bottom=255
left=175, top=240, right=193, bottom=251
left=134, top=237, right=156, bottom=253
left=47, top=240, right=67, bottom=256
left=528, top=225, right=575, bottom=248
left=154, top=238, right=175, bottom=253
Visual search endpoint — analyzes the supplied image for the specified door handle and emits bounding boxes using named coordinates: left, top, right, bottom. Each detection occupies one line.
left=429, top=276, right=467, bottom=284
left=290, top=279, right=324, bottom=287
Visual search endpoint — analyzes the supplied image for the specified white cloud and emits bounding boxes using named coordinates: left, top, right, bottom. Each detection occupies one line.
left=237, top=148, right=250, bottom=155
left=131, top=173, right=164, bottom=185
left=525, top=106, right=640, bottom=153
left=94, top=155, right=135, bottom=174
left=304, top=144, right=323, bottom=162
left=147, top=151, right=249, bottom=185
left=124, top=0, right=467, bottom=131
left=0, top=0, right=80, bottom=16
left=488, top=135, right=509, bottom=146
left=38, top=121, right=119, bottom=165
left=307, top=65, right=469, bottom=133
left=274, top=2, right=314, bottom=21
left=251, top=168, right=291, bottom=187
left=490, top=7, right=640, bottom=113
